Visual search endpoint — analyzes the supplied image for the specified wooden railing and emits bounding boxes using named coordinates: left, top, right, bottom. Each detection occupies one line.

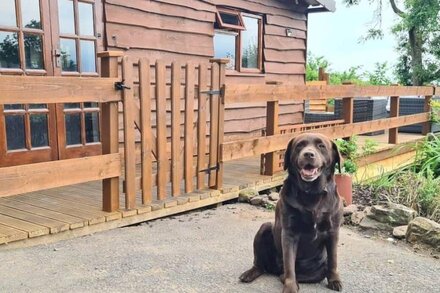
left=0, top=69, right=122, bottom=210
left=221, top=84, right=438, bottom=175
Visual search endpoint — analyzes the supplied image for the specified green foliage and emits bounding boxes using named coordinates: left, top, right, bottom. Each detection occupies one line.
left=344, top=0, right=440, bottom=85
left=431, top=100, right=440, bottom=123
left=361, top=139, right=379, bottom=156
left=306, top=53, right=393, bottom=85
left=335, top=137, right=359, bottom=174
left=413, top=134, right=440, bottom=178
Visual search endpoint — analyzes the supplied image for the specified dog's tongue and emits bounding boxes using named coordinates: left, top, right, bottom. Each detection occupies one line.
left=301, top=168, right=318, bottom=177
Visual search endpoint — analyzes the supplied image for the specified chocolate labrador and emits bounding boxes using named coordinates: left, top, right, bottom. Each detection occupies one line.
left=239, top=133, right=344, bottom=292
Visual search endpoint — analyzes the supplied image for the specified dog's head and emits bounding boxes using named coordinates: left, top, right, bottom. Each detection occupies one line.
left=283, top=133, right=341, bottom=183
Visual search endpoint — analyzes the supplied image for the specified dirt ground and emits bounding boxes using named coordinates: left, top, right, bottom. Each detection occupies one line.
left=0, top=203, right=439, bottom=293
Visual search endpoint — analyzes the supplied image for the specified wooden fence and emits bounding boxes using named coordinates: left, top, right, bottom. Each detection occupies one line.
left=222, top=84, right=439, bottom=175
left=119, top=57, right=227, bottom=210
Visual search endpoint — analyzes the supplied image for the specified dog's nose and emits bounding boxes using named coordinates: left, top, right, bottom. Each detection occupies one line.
left=304, top=151, right=315, bottom=159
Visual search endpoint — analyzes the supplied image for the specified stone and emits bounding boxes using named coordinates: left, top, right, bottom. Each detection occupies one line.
left=392, top=225, right=408, bottom=239
left=343, top=204, right=358, bottom=216
left=268, top=192, right=280, bottom=201
left=238, top=189, right=259, bottom=203
left=359, top=216, right=393, bottom=231
left=406, top=217, right=440, bottom=250
left=250, top=196, right=264, bottom=206
left=368, top=202, right=417, bottom=226
left=351, top=207, right=370, bottom=225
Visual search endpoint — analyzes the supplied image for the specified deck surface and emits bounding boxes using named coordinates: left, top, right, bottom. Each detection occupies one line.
left=0, top=132, right=425, bottom=247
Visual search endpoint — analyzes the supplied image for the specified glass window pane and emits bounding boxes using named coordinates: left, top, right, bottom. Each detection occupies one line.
left=30, top=114, right=49, bottom=148
left=24, top=34, right=44, bottom=69
left=80, top=40, right=96, bottom=72
left=0, top=32, right=20, bottom=69
left=60, top=38, right=77, bottom=71
left=29, top=104, right=47, bottom=109
left=219, top=12, right=240, bottom=26
left=0, top=0, right=17, bottom=27
left=84, top=102, right=98, bottom=108
left=65, top=113, right=82, bottom=145
left=58, top=0, right=75, bottom=34
left=241, top=16, right=259, bottom=69
left=85, top=112, right=99, bottom=143
left=78, top=2, right=94, bottom=36
left=21, top=0, right=42, bottom=29
left=5, top=115, right=26, bottom=150
left=4, top=104, right=24, bottom=110
left=64, top=103, right=80, bottom=109
left=214, top=31, right=236, bottom=70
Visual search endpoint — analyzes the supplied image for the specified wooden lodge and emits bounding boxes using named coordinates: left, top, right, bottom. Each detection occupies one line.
left=0, top=0, right=438, bottom=247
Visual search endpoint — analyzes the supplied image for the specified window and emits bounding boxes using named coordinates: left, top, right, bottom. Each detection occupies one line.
left=57, top=0, right=97, bottom=74
left=214, top=9, right=262, bottom=73
left=0, top=0, right=45, bottom=71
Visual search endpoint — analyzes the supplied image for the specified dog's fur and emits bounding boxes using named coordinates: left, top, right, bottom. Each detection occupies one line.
left=239, top=133, right=344, bottom=293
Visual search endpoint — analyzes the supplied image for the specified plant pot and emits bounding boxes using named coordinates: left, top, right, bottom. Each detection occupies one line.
left=335, top=174, right=353, bottom=205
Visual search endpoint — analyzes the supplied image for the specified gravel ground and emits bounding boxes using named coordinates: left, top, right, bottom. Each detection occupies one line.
left=0, top=204, right=439, bottom=293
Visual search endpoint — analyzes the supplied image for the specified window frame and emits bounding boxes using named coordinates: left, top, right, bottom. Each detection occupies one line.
left=214, top=9, right=263, bottom=74
left=0, top=0, right=49, bottom=75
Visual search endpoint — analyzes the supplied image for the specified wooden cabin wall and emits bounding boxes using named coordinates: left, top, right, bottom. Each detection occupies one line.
left=102, top=0, right=308, bottom=141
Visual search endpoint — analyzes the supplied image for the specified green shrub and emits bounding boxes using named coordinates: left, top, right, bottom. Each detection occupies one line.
left=413, top=134, right=440, bottom=178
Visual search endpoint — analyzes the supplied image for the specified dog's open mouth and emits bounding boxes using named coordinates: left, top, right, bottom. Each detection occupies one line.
left=299, top=165, right=322, bottom=182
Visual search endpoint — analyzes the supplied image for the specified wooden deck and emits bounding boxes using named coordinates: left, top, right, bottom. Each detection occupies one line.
left=0, top=131, right=426, bottom=249
left=0, top=157, right=284, bottom=248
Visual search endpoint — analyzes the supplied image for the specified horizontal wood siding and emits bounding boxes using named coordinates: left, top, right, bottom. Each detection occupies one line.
left=103, top=0, right=307, bottom=139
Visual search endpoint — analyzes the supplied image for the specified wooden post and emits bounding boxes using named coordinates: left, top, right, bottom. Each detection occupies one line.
left=98, top=51, right=123, bottom=212
left=122, top=56, right=136, bottom=210
left=264, top=100, right=279, bottom=175
left=342, top=82, right=354, bottom=140
left=422, top=95, right=433, bottom=135
left=210, top=58, right=228, bottom=190
left=388, top=85, right=400, bottom=144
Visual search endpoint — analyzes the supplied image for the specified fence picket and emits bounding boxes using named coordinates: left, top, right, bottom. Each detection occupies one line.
left=209, top=63, right=220, bottom=187
left=184, top=63, right=195, bottom=193
left=197, top=64, right=208, bottom=190
left=171, top=62, right=181, bottom=196
left=139, top=58, right=153, bottom=204
left=122, top=56, right=136, bottom=209
left=156, top=61, right=168, bottom=200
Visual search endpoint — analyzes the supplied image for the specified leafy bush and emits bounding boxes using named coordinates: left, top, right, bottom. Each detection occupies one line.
left=413, top=134, right=440, bottom=178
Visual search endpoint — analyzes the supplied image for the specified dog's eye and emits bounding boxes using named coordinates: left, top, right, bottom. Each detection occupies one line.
left=318, top=143, right=325, bottom=149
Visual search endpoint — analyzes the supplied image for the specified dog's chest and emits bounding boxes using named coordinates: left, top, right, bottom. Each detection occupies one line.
left=288, top=209, right=332, bottom=235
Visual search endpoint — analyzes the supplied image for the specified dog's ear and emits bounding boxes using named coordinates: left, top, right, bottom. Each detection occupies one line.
left=283, top=139, right=295, bottom=171
left=331, top=140, right=343, bottom=173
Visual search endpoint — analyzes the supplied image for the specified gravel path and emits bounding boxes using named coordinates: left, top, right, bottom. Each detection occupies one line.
left=0, top=204, right=439, bottom=293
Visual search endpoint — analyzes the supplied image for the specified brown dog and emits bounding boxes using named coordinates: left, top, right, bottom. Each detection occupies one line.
left=239, top=133, right=344, bottom=292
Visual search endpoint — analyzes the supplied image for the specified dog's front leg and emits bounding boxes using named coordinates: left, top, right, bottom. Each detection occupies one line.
left=326, top=232, right=342, bottom=291
left=281, top=229, right=299, bottom=293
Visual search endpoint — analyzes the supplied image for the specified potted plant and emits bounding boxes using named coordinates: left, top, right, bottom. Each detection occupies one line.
left=334, top=137, right=358, bottom=205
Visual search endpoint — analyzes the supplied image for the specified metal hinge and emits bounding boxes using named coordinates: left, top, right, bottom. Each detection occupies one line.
left=199, top=163, right=220, bottom=175
left=201, top=85, right=225, bottom=103
left=114, top=80, right=131, bottom=91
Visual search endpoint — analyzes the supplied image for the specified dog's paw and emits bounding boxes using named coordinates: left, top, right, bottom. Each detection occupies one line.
left=327, top=279, right=343, bottom=291
left=239, top=266, right=263, bottom=283
left=283, top=279, right=299, bottom=293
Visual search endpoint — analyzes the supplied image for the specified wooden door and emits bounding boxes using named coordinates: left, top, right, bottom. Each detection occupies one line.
left=0, top=0, right=103, bottom=166
left=0, top=0, right=58, bottom=167
left=50, top=0, right=102, bottom=159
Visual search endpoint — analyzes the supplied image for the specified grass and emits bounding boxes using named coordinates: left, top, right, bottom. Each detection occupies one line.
left=358, top=134, right=440, bottom=223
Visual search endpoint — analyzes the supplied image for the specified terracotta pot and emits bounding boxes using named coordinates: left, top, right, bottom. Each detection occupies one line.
left=335, top=174, right=353, bottom=205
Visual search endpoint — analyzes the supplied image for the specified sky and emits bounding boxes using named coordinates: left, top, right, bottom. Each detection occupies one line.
left=308, top=0, right=401, bottom=77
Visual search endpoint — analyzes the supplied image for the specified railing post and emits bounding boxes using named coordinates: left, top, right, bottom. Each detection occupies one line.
left=98, top=51, right=123, bottom=212
left=422, top=95, right=433, bottom=135
left=210, top=58, right=228, bottom=190
left=342, top=82, right=354, bottom=140
left=262, top=81, right=282, bottom=176
left=388, top=84, right=400, bottom=144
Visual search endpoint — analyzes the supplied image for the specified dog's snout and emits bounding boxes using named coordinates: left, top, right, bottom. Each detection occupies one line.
left=303, top=150, right=315, bottom=159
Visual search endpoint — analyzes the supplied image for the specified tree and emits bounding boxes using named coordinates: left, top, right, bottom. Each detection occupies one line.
left=344, top=0, right=440, bottom=86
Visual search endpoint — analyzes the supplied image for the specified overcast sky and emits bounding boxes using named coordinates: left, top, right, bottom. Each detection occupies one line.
left=308, top=0, right=400, bottom=77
